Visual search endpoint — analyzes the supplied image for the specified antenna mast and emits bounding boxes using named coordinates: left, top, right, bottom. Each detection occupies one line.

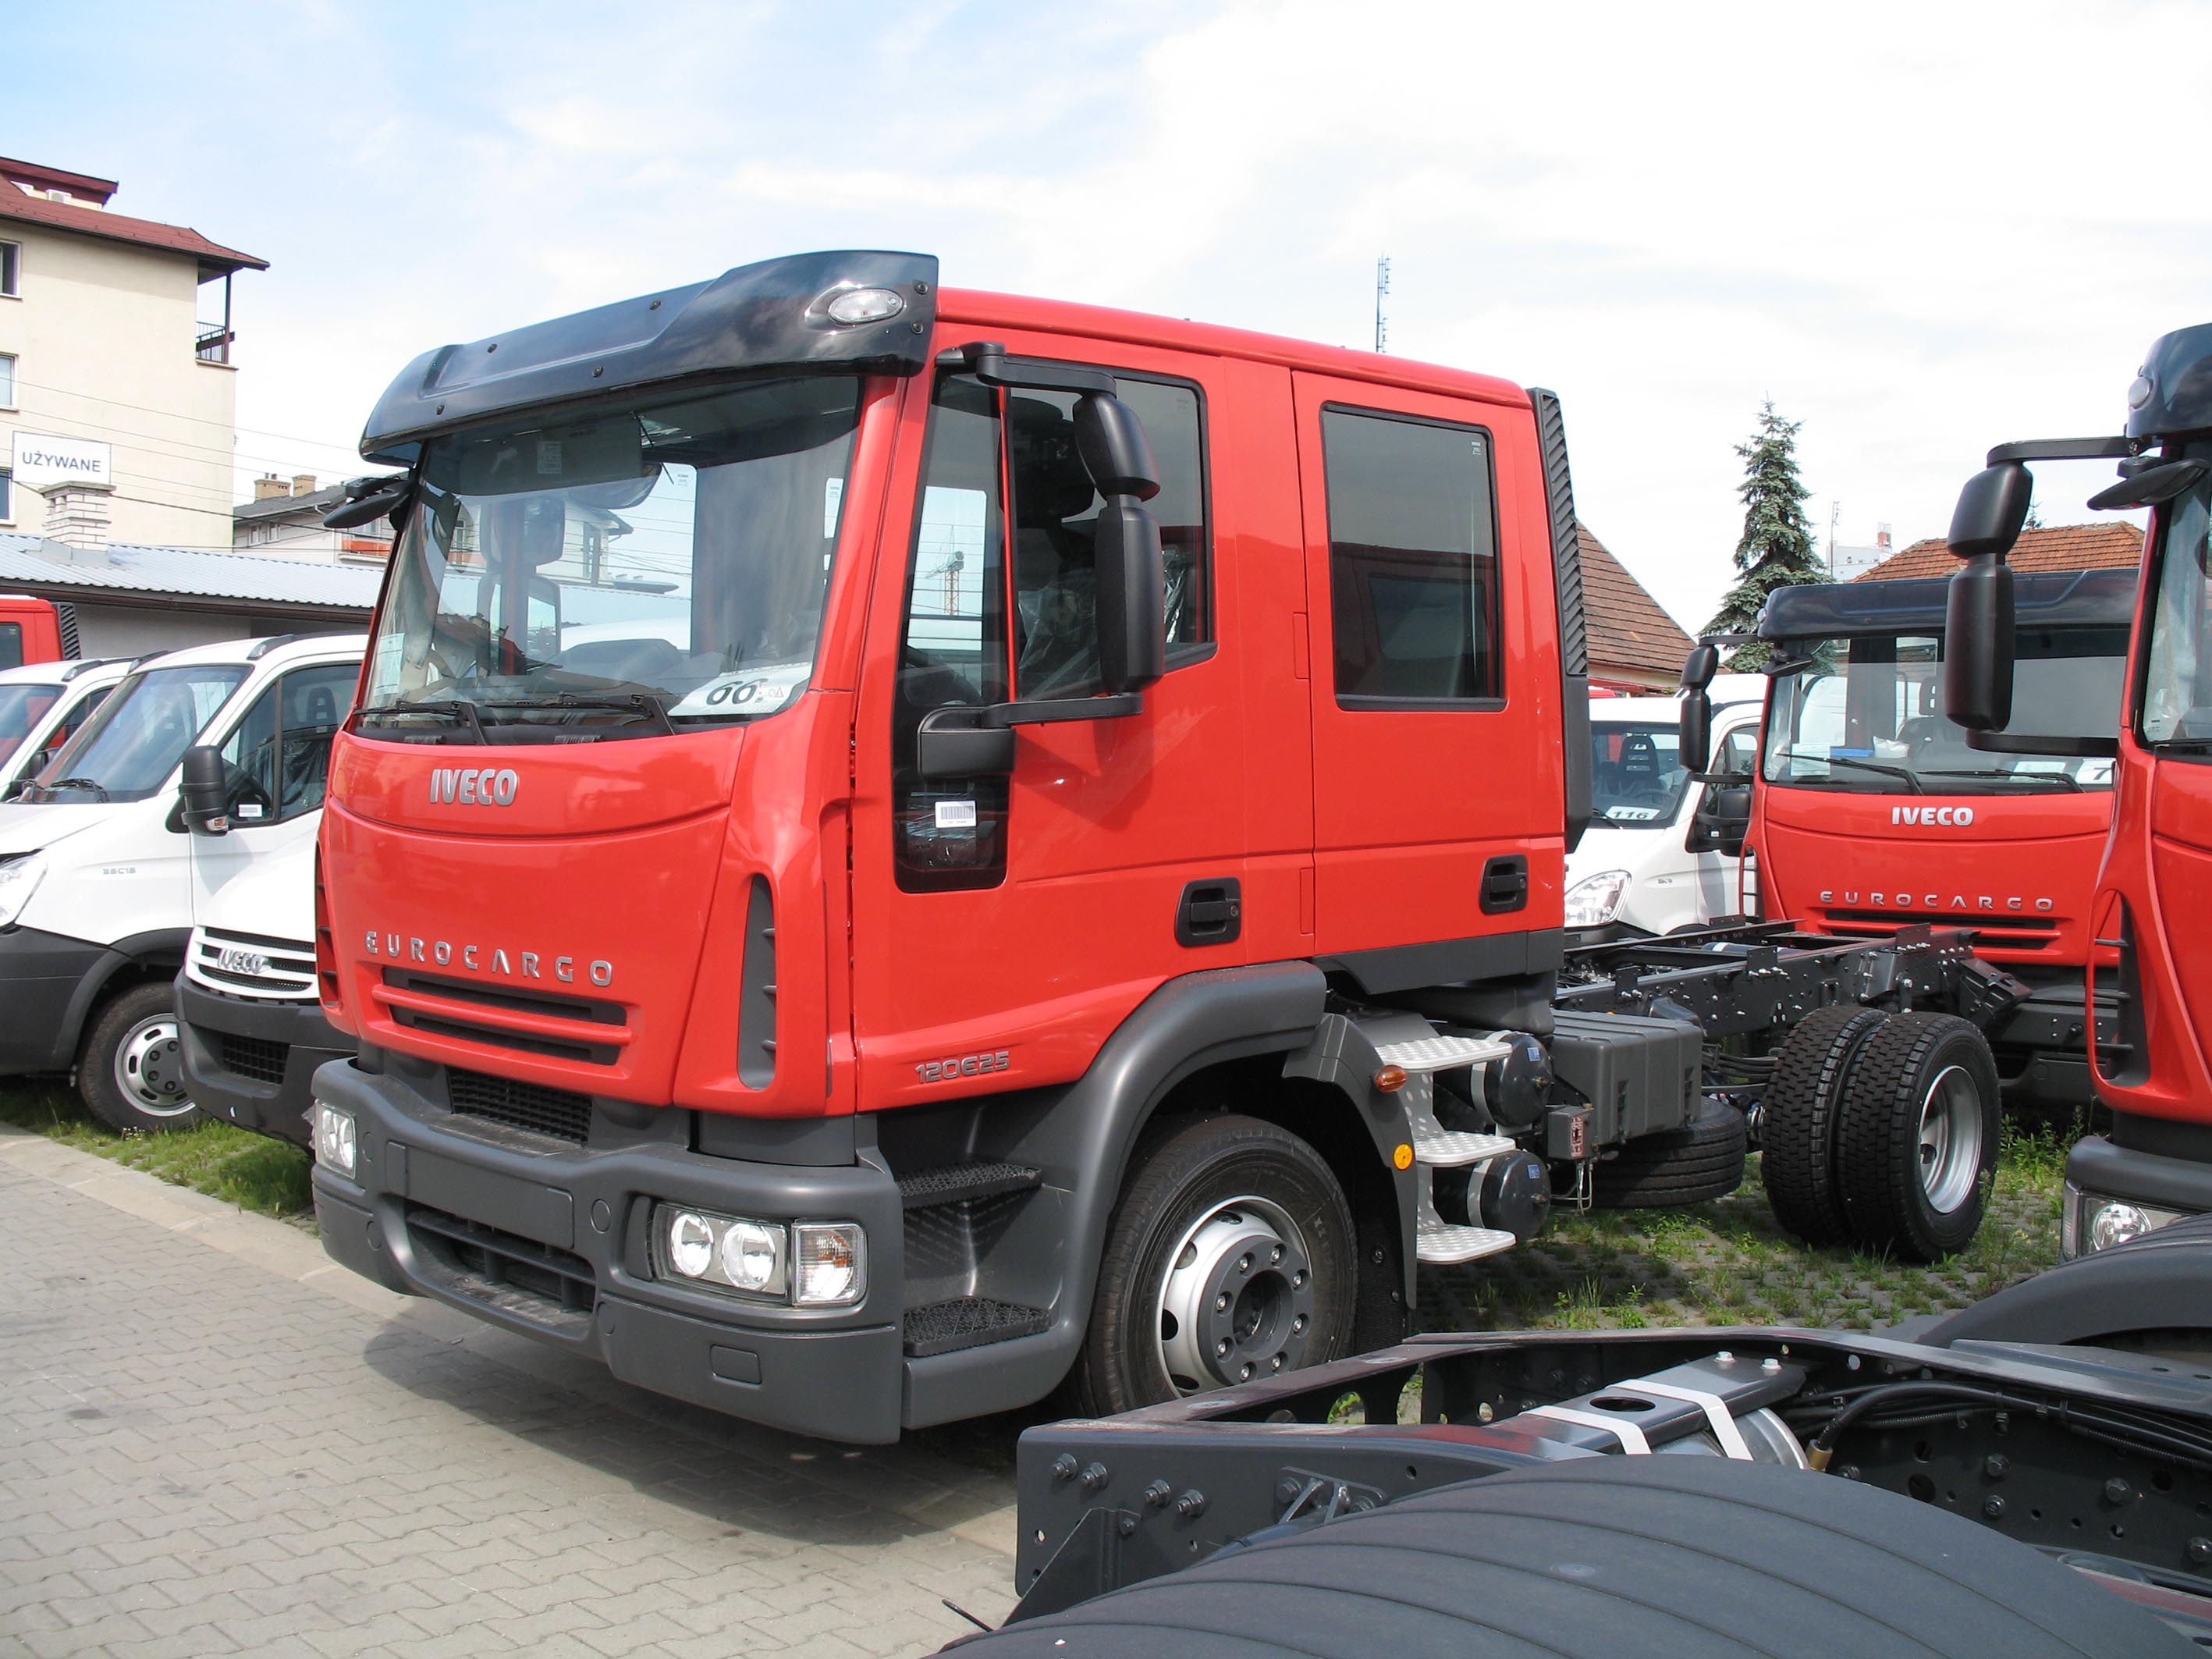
left=1374, top=256, right=1391, bottom=353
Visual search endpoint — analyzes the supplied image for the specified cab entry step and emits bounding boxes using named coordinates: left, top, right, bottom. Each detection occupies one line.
left=904, top=1297, right=1052, bottom=1359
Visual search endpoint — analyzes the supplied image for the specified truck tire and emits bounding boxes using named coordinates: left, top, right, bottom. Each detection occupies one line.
left=1836, top=1012, right=2000, bottom=1263
left=965, top=1455, right=2185, bottom=1657
left=1590, top=1099, right=1745, bottom=1209
left=1066, top=1114, right=1356, bottom=1418
left=78, top=981, right=202, bottom=1135
left=1761, top=1005, right=1891, bottom=1246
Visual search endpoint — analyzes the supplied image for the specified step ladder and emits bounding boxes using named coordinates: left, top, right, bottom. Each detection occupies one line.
left=1368, top=1024, right=1523, bottom=1266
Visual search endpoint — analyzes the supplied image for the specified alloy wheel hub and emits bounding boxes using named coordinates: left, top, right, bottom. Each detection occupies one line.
left=1157, top=1195, right=1315, bottom=1393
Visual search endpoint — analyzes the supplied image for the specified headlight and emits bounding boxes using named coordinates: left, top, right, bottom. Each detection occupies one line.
left=653, top=1203, right=790, bottom=1298
left=311, top=1101, right=357, bottom=1178
left=2063, top=1181, right=2190, bottom=1258
left=1564, top=869, right=1631, bottom=929
left=0, top=851, right=47, bottom=929
left=794, top=1222, right=868, bottom=1306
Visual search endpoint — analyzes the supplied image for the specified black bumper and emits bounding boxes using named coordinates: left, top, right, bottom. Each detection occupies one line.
left=309, top=1058, right=908, bottom=1443
left=2068, top=1131, right=2212, bottom=1217
left=176, top=974, right=352, bottom=1148
left=0, top=926, right=110, bottom=1074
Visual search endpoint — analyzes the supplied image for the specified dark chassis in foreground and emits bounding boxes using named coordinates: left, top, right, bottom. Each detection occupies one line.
left=946, top=1216, right=2212, bottom=1656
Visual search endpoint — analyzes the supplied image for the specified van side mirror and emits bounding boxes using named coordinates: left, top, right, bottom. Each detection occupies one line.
left=179, top=744, right=231, bottom=836
left=1949, top=461, right=2033, bottom=560
left=1678, top=642, right=1720, bottom=773
left=1074, top=393, right=1166, bottom=695
left=1681, top=642, right=1720, bottom=692
left=1943, top=556, right=2015, bottom=733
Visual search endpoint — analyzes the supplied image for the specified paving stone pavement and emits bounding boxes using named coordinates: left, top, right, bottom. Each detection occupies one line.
left=0, top=1126, right=1021, bottom=1657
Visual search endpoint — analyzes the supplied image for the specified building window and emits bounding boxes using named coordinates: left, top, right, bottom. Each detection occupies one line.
left=0, top=240, right=17, bottom=297
left=1322, top=405, right=1503, bottom=706
left=0, top=353, right=15, bottom=409
left=0, top=467, right=11, bottom=524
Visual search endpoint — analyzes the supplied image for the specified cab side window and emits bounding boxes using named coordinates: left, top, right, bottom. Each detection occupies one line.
left=1713, top=726, right=1756, bottom=778
left=1322, top=407, right=1501, bottom=705
left=1010, top=376, right=1209, bottom=701
left=218, top=663, right=355, bottom=825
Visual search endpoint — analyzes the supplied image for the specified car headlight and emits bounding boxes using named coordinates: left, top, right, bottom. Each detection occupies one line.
left=2063, top=1181, right=2191, bottom=1258
left=0, top=851, right=47, bottom=929
left=311, top=1101, right=357, bottom=1178
left=654, top=1203, right=792, bottom=1298
left=1564, top=869, right=1631, bottom=929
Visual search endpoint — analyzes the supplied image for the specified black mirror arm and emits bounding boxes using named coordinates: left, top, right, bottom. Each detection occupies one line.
left=984, top=693, right=1142, bottom=729
left=942, top=342, right=1116, bottom=396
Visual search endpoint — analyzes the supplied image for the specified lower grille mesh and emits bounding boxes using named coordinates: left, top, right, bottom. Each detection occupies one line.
left=446, top=1068, right=593, bottom=1144
left=218, top=1033, right=289, bottom=1085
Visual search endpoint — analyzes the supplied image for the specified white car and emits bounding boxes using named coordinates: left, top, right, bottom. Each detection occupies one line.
left=176, top=834, right=350, bottom=1147
left=1565, top=680, right=1766, bottom=938
left=0, top=633, right=364, bottom=1131
left=0, top=656, right=133, bottom=799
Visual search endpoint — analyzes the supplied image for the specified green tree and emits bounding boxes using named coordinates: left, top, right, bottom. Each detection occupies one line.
left=1703, top=400, right=1824, bottom=667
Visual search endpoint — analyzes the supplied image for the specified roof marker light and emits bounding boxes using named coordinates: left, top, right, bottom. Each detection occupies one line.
left=824, top=287, right=904, bottom=325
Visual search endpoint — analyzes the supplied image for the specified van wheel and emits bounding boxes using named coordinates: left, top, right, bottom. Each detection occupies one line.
left=1067, top=1114, right=1356, bottom=1418
left=1591, top=1099, right=1746, bottom=1208
left=1837, top=1012, right=1999, bottom=1262
left=1761, top=1006, right=1891, bottom=1245
left=79, top=982, right=202, bottom=1135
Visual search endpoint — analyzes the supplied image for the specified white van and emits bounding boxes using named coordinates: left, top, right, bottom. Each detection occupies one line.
left=0, top=633, right=364, bottom=1131
left=1565, top=679, right=1766, bottom=939
left=0, top=657, right=133, bottom=799
left=175, top=835, right=350, bottom=1146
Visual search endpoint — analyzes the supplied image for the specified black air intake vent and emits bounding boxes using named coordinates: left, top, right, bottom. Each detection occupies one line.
left=446, top=1068, right=593, bottom=1144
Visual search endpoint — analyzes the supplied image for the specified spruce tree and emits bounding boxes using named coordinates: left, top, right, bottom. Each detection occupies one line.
left=1702, top=401, right=1825, bottom=667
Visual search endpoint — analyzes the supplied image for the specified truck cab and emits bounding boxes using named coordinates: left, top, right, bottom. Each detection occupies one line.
left=1565, top=679, right=1763, bottom=938
left=0, top=594, right=73, bottom=668
left=1749, top=569, right=2132, bottom=1114
left=0, top=656, right=130, bottom=799
left=0, top=633, right=364, bottom=1131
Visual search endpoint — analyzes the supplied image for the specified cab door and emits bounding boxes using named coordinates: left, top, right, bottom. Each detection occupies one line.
left=186, top=659, right=357, bottom=921
left=1291, top=373, right=1561, bottom=964
left=847, top=333, right=1308, bottom=1110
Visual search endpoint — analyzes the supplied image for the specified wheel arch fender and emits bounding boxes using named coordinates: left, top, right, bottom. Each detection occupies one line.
left=61, top=929, right=191, bottom=1068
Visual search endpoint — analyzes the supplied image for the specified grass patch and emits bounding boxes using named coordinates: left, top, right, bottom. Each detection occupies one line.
left=1422, top=1124, right=2065, bottom=1337
left=0, top=1078, right=313, bottom=1220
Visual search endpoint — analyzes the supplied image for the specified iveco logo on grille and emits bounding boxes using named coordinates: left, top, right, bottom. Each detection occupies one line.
left=216, top=947, right=269, bottom=977
left=431, top=767, right=519, bottom=806
left=1892, top=805, right=1976, bottom=826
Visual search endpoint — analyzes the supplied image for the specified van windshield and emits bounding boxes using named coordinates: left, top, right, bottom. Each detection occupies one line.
left=0, top=683, right=62, bottom=765
left=1590, top=721, right=1692, bottom=826
left=26, top=664, right=247, bottom=802
left=1763, top=627, right=2126, bottom=794
left=361, top=375, right=864, bottom=740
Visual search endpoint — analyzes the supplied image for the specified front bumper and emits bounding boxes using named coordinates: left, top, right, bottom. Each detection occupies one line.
left=0, top=925, right=110, bottom=1074
left=176, top=975, right=352, bottom=1148
left=309, top=1057, right=907, bottom=1442
left=2062, top=1131, right=2212, bottom=1259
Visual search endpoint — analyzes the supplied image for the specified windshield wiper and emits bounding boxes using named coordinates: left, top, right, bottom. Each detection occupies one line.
left=1773, top=748, right=1925, bottom=793
left=2150, top=736, right=2212, bottom=754
left=475, top=692, right=676, bottom=736
left=34, top=776, right=112, bottom=802
left=358, top=701, right=488, bottom=742
left=1917, top=767, right=2083, bottom=793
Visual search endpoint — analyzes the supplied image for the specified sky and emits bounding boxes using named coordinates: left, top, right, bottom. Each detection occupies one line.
left=11, top=0, right=2209, bottom=631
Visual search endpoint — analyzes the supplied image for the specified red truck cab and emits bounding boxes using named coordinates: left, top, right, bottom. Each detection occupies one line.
left=1745, top=570, right=2132, bottom=1115
left=0, top=595, right=73, bottom=667
left=1947, top=324, right=2212, bottom=1256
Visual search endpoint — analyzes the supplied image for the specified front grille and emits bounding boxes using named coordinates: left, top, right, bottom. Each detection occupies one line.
left=446, top=1068, right=593, bottom=1144
left=382, top=969, right=624, bottom=1064
left=218, top=1033, right=289, bottom=1085
left=406, top=1204, right=595, bottom=1328
left=186, top=927, right=318, bottom=1000
left=1822, top=909, right=2058, bottom=950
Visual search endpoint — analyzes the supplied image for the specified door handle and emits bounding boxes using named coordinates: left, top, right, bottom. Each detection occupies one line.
left=1176, top=879, right=1242, bottom=947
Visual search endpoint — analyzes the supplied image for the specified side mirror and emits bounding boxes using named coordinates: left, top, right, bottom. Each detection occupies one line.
left=1681, top=642, right=1720, bottom=692
left=178, top=744, right=231, bottom=836
left=1074, top=393, right=1166, bottom=695
left=1679, top=691, right=1713, bottom=775
left=1688, top=782, right=1752, bottom=858
left=1943, top=556, right=2016, bottom=732
left=1948, top=460, right=2033, bottom=560
left=323, top=474, right=414, bottom=531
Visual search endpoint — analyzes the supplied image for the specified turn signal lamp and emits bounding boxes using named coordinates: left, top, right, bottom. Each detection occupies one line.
left=1375, top=1065, right=1408, bottom=1093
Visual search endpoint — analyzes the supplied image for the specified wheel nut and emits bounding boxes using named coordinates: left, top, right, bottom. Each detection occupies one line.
left=1269, top=1355, right=1284, bottom=1370
left=1238, top=1254, right=1253, bottom=1274
left=1292, top=1315, right=1307, bottom=1334
left=1216, top=1293, right=1230, bottom=1311
left=2189, top=1536, right=2212, bottom=1566
left=1271, top=1245, right=1284, bottom=1264
left=1216, top=1339, right=1230, bottom=1358
left=1239, top=1362, right=1254, bottom=1381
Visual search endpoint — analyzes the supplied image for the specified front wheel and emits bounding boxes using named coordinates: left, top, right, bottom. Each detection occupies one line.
left=1067, top=1114, right=1357, bottom=1418
left=79, top=981, right=202, bottom=1135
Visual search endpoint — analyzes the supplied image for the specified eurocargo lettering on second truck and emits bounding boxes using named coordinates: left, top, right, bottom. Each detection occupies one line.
left=1947, top=322, right=2212, bottom=1259
left=309, top=253, right=2031, bottom=1441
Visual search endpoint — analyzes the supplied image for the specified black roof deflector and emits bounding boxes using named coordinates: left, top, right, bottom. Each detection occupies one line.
left=360, top=250, right=939, bottom=463
left=1759, top=567, right=2137, bottom=641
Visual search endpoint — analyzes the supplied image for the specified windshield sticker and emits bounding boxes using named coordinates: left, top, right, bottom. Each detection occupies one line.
left=934, top=799, right=978, bottom=829
left=536, top=440, right=563, bottom=476
left=669, top=663, right=811, bottom=717
left=236, top=803, right=265, bottom=820
left=824, top=477, right=843, bottom=538
left=1605, top=806, right=1665, bottom=822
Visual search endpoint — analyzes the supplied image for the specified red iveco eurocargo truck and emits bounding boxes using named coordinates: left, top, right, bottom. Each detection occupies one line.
left=1947, top=323, right=2212, bottom=1260
left=308, top=252, right=2026, bottom=1441
left=1683, top=570, right=2132, bottom=1120
left=0, top=595, right=76, bottom=667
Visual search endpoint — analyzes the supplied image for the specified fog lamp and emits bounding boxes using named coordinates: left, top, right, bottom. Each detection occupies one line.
left=667, top=1210, right=715, bottom=1278
left=311, top=1101, right=357, bottom=1178
left=719, top=1220, right=782, bottom=1292
left=793, top=1222, right=868, bottom=1306
left=2064, top=1181, right=2190, bottom=1259
left=653, top=1203, right=790, bottom=1298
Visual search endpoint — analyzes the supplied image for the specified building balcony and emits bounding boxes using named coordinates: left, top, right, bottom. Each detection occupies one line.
left=195, top=325, right=234, bottom=365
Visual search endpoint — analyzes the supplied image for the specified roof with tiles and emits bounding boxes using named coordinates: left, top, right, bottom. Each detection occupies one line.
left=1578, top=524, right=1694, bottom=678
left=0, top=161, right=265, bottom=276
left=1856, top=521, right=2143, bottom=581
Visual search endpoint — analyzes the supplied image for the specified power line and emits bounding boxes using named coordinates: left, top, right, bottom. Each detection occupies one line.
left=1, top=371, right=366, bottom=456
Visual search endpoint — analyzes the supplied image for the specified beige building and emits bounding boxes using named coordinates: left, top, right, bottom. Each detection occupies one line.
left=0, top=156, right=265, bottom=549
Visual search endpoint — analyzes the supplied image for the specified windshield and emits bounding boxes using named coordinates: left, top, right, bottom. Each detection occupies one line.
left=1591, top=721, right=1694, bottom=826
left=1763, top=627, right=2126, bottom=794
left=0, top=683, right=62, bottom=765
left=362, top=375, right=864, bottom=740
left=27, top=664, right=247, bottom=801
left=2143, top=478, right=2212, bottom=751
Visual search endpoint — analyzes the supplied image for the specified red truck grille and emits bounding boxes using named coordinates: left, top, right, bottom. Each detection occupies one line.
left=375, top=970, right=629, bottom=1065
left=446, top=1068, right=594, bottom=1144
left=1820, top=910, right=2061, bottom=951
